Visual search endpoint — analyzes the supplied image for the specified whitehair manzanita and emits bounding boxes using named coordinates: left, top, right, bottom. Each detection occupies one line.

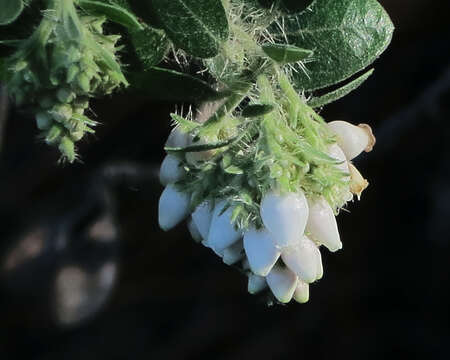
left=157, top=0, right=393, bottom=305
left=1, top=0, right=393, bottom=305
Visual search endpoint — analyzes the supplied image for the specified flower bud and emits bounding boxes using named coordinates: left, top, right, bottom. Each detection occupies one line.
left=192, top=201, right=213, bottom=240
left=58, top=136, right=76, bottom=163
left=223, top=241, right=244, bottom=265
left=187, top=217, right=202, bottom=243
left=281, top=235, right=322, bottom=283
left=243, top=228, right=281, bottom=276
left=158, top=185, right=190, bottom=231
left=293, top=280, right=309, bottom=303
left=266, top=265, right=298, bottom=303
left=260, top=191, right=309, bottom=248
left=159, top=155, right=185, bottom=185
left=207, top=200, right=242, bottom=252
left=165, top=127, right=189, bottom=148
left=306, top=197, right=342, bottom=252
left=36, top=112, right=52, bottom=130
left=327, top=121, right=376, bottom=160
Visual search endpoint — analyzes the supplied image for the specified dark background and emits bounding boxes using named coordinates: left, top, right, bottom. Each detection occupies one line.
left=1, top=0, right=449, bottom=359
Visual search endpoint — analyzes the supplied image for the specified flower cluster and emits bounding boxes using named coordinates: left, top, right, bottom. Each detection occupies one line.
left=158, top=99, right=375, bottom=304
left=5, top=0, right=127, bottom=161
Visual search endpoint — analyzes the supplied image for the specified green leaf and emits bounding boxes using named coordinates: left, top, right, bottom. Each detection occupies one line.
left=129, top=67, right=228, bottom=102
left=242, top=103, right=275, bottom=118
left=262, top=43, right=313, bottom=64
left=308, top=68, right=374, bottom=108
left=278, top=0, right=394, bottom=91
left=256, top=0, right=313, bottom=13
left=0, top=0, right=23, bottom=26
left=78, top=0, right=144, bottom=31
left=130, top=26, right=169, bottom=69
left=151, top=0, right=229, bottom=58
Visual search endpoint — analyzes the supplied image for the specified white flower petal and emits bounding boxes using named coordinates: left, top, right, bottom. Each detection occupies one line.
left=158, top=185, right=190, bottom=231
left=293, top=280, right=309, bottom=303
left=207, top=200, right=242, bottom=252
left=248, top=274, right=267, bottom=294
left=192, top=201, right=213, bottom=240
left=243, top=228, right=281, bottom=276
left=281, top=235, right=320, bottom=283
left=187, top=217, right=202, bottom=243
left=328, top=121, right=376, bottom=160
left=266, top=265, right=298, bottom=303
left=306, top=197, right=342, bottom=252
left=159, top=155, right=185, bottom=185
left=223, top=241, right=244, bottom=265
left=260, top=191, right=309, bottom=248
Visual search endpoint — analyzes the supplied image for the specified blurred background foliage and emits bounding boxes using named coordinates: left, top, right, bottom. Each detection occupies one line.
left=0, top=0, right=450, bottom=359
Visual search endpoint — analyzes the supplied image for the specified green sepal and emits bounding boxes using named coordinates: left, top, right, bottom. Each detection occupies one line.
left=262, top=43, right=313, bottom=64
left=308, top=69, right=374, bottom=108
left=242, top=103, right=275, bottom=118
left=0, top=0, right=24, bottom=26
left=165, top=135, right=240, bottom=153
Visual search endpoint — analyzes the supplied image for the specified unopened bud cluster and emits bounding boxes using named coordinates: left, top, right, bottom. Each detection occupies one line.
left=5, top=2, right=127, bottom=161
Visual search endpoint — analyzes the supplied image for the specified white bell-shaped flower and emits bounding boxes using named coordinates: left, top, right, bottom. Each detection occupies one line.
left=260, top=191, right=309, bottom=248
left=281, top=235, right=322, bottom=283
left=327, top=121, right=375, bottom=160
left=159, top=155, right=185, bottom=185
left=192, top=201, right=213, bottom=240
left=293, top=280, right=310, bottom=303
left=187, top=217, right=202, bottom=242
left=243, top=228, right=281, bottom=276
left=266, top=265, right=298, bottom=303
left=223, top=241, right=244, bottom=265
left=158, top=185, right=190, bottom=231
left=306, top=197, right=342, bottom=252
left=207, top=200, right=242, bottom=252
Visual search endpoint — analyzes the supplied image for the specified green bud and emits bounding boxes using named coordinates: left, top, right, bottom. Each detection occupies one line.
left=45, top=125, right=63, bottom=144
left=51, top=104, right=73, bottom=123
left=36, top=112, right=53, bottom=130
left=58, top=136, right=76, bottom=163
left=70, top=131, right=84, bottom=142
left=76, top=73, right=91, bottom=93
left=66, top=64, right=80, bottom=83
left=57, top=88, right=75, bottom=103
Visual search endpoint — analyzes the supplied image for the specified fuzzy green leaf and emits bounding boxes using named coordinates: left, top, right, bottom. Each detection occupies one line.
left=151, top=0, right=229, bottom=58
left=129, top=67, right=228, bottom=102
left=308, top=68, right=374, bottom=108
left=0, top=0, right=23, bottom=26
left=257, top=0, right=313, bottom=13
left=262, top=43, right=313, bottom=64
left=279, top=0, right=394, bottom=91
left=130, top=26, right=169, bottom=69
left=242, top=103, right=275, bottom=118
left=78, top=0, right=144, bottom=31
